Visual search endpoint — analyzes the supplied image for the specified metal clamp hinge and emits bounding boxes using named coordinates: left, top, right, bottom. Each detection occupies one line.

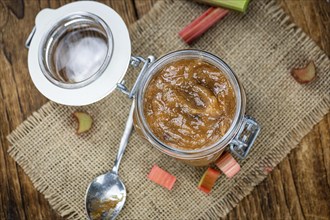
left=116, top=55, right=156, bottom=99
left=26, top=26, right=36, bottom=49
left=230, top=116, right=260, bottom=159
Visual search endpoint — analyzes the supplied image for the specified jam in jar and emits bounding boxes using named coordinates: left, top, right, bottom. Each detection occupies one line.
left=133, top=50, right=259, bottom=166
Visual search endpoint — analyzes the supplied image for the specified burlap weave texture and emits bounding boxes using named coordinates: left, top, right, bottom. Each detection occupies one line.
left=8, top=0, right=330, bottom=219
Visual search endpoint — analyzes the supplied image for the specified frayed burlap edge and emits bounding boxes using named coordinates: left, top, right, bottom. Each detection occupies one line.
left=6, top=102, right=82, bottom=218
left=7, top=0, right=330, bottom=219
left=6, top=102, right=83, bottom=218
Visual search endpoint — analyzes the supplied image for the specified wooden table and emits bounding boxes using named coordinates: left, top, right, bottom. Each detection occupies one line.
left=0, top=0, right=329, bottom=219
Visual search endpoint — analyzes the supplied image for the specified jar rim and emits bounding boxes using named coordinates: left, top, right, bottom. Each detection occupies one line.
left=136, top=49, right=246, bottom=159
left=38, top=12, right=114, bottom=89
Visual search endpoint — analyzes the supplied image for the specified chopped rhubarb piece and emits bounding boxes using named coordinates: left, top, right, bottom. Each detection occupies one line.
left=179, top=7, right=229, bottom=44
left=263, top=167, right=273, bottom=175
left=147, top=165, right=176, bottom=190
left=73, top=111, right=93, bottom=134
left=215, top=152, right=240, bottom=178
left=291, top=61, right=316, bottom=84
left=198, top=167, right=221, bottom=194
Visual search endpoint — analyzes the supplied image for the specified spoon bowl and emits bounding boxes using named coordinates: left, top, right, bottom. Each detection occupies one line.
left=85, top=99, right=135, bottom=219
left=85, top=172, right=126, bottom=220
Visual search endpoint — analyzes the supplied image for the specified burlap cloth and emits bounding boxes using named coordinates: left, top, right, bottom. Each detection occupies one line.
left=7, top=0, right=330, bottom=219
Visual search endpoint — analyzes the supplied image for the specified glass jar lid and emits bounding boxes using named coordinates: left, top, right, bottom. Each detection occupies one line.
left=39, top=12, right=113, bottom=89
left=27, top=1, right=131, bottom=106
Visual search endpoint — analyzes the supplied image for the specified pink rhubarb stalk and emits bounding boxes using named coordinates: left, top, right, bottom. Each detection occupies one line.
left=179, top=7, right=229, bottom=44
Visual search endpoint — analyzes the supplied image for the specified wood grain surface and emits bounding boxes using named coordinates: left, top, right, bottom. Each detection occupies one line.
left=0, top=0, right=329, bottom=219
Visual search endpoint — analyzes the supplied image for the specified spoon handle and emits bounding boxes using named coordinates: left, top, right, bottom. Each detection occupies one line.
left=112, top=98, right=136, bottom=175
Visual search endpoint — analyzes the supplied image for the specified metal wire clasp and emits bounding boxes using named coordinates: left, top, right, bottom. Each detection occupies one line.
left=26, top=26, right=36, bottom=49
left=117, top=55, right=156, bottom=99
left=229, top=116, right=260, bottom=159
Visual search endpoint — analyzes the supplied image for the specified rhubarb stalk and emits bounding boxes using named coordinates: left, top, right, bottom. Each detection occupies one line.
left=179, top=7, right=229, bottom=44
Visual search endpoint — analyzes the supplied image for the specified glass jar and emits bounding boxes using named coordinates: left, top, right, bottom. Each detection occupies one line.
left=133, top=50, right=260, bottom=166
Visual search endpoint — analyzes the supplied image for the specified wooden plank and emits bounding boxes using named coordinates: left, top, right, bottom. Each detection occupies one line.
left=288, top=115, right=330, bottom=219
left=1, top=0, right=63, bottom=218
left=0, top=0, right=329, bottom=220
left=107, top=0, right=138, bottom=25
left=134, top=0, right=158, bottom=18
left=277, top=0, right=330, bottom=54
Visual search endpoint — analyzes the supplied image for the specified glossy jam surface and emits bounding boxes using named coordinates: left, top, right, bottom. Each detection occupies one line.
left=144, top=59, right=236, bottom=150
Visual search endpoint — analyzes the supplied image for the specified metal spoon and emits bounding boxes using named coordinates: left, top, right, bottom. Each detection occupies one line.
left=85, top=99, right=135, bottom=220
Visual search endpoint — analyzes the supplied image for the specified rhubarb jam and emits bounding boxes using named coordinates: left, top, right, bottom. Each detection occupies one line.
left=143, top=59, right=236, bottom=150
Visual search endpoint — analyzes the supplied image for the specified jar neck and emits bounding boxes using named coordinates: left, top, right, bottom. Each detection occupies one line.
left=136, top=49, right=246, bottom=160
